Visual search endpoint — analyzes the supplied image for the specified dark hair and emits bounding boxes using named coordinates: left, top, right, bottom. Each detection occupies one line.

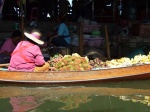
left=11, top=30, right=22, bottom=39
left=57, top=13, right=66, bottom=23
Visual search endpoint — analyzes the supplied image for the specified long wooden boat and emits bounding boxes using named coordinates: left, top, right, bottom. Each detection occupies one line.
left=0, top=64, right=150, bottom=83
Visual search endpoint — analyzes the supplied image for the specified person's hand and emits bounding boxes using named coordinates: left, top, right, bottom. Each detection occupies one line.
left=49, top=67, right=56, bottom=71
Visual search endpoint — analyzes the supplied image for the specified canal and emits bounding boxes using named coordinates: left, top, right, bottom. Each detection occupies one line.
left=0, top=79, right=150, bottom=112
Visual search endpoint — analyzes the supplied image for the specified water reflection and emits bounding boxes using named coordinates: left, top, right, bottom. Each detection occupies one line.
left=10, top=96, right=44, bottom=112
left=0, top=82, right=150, bottom=112
left=119, top=95, right=150, bottom=106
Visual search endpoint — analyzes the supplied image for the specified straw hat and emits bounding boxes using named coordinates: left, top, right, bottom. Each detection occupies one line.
left=24, top=31, right=44, bottom=45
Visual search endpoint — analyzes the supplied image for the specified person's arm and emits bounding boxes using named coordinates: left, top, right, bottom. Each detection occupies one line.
left=48, top=24, right=65, bottom=46
left=47, top=25, right=59, bottom=40
left=48, top=33, right=60, bottom=46
left=34, top=46, right=45, bottom=66
left=0, top=38, right=15, bottom=56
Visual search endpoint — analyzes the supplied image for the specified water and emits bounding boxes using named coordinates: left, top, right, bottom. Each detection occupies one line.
left=0, top=79, right=150, bottom=112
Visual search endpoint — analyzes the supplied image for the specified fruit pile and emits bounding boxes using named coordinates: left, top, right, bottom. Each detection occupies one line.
left=48, top=53, right=92, bottom=71
left=48, top=54, right=63, bottom=66
left=105, top=53, right=150, bottom=67
left=89, top=58, right=107, bottom=68
left=48, top=52, right=150, bottom=71
left=89, top=53, right=150, bottom=69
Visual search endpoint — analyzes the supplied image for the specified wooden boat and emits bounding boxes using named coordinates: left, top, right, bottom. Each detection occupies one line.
left=0, top=64, right=150, bottom=83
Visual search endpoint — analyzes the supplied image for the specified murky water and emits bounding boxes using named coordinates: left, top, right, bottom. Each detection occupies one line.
left=0, top=79, right=150, bottom=112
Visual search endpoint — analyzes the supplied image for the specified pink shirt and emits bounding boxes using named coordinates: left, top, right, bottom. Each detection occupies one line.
left=8, top=41, right=45, bottom=71
left=0, top=38, right=16, bottom=53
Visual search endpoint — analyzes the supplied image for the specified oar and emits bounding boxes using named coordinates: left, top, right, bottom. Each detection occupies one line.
left=0, top=63, right=9, bottom=67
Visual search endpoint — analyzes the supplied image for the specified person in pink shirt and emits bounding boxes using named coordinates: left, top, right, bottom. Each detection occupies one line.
left=0, top=30, right=22, bottom=64
left=8, top=30, right=50, bottom=72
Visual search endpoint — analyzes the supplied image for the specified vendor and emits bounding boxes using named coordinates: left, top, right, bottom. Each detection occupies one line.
left=47, top=13, right=71, bottom=47
left=0, top=30, right=22, bottom=64
left=8, top=30, right=50, bottom=72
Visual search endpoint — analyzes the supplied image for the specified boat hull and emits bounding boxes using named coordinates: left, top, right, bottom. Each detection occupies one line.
left=0, top=64, right=150, bottom=83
